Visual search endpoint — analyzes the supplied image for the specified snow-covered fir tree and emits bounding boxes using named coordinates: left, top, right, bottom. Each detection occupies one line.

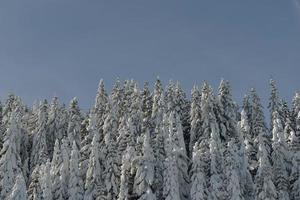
left=225, top=139, right=244, bottom=200
left=84, top=120, right=105, bottom=200
left=271, top=111, right=290, bottom=200
left=0, top=110, right=23, bottom=199
left=103, top=105, right=120, bottom=200
left=151, top=82, right=166, bottom=200
left=67, top=97, right=82, bottom=150
left=190, top=142, right=208, bottom=200
left=268, top=79, right=281, bottom=129
left=255, top=133, right=277, bottom=200
left=163, top=124, right=181, bottom=200
left=69, top=141, right=84, bottom=200
left=50, top=139, right=63, bottom=200
left=118, top=145, right=136, bottom=200
left=47, top=96, right=62, bottom=158
left=40, top=160, right=52, bottom=200
left=132, top=128, right=156, bottom=200
left=189, top=85, right=202, bottom=158
left=0, top=79, right=299, bottom=200
left=93, top=79, right=108, bottom=142
left=30, top=100, right=49, bottom=171
left=60, top=137, right=71, bottom=200
left=217, top=79, right=238, bottom=141
left=27, top=165, right=42, bottom=200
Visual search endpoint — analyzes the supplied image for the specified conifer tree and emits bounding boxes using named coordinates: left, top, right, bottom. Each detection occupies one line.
left=2, top=94, right=19, bottom=126
left=268, top=79, right=281, bottom=129
left=27, top=165, right=42, bottom=200
left=170, top=112, right=190, bottom=200
left=30, top=100, right=49, bottom=171
left=103, top=107, right=120, bottom=200
left=151, top=89, right=166, bottom=199
left=40, top=160, right=52, bottom=200
left=164, top=81, right=175, bottom=115
left=118, top=146, right=136, bottom=200
left=141, top=82, right=153, bottom=128
left=60, top=137, right=70, bottom=200
left=163, top=126, right=181, bottom=200
left=80, top=113, right=96, bottom=183
left=238, top=110, right=255, bottom=200
left=111, top=79, right=125, bottom=123
left=93, top=79, right=108, bottom=141
left=69, top=141, right=84, bottom=200
left=217, top=79, right=238, bottom=141
left=67, top=97, right=82, bottom=149
left=50, top=139, right=63, bottom=200
left=174, top=82, right=191, bottom=155
left=208, top=118, right=226, bottom=200
left=290, top=152, right=300, bottom=200
left=0, top=110, right=23, bottom=199
left=84, top=122, right=105, bottom=200
left=255, top=133, right=277, bottom=200
left=271, top=111, right=290, bottom=200
left=132, top=128, right=156, bottom=200
left=247, top=88, right=269, bottom=178
left=47, top=96, right=61, bottom=157
left=189, top=85, right=202, bottom=158
left=225, top=140, right=244, bottom=200
left=190, top=142, right=208, bottom=200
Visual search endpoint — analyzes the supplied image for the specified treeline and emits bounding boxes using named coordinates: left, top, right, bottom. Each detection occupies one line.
left=0, top=79, right=299, bottom=200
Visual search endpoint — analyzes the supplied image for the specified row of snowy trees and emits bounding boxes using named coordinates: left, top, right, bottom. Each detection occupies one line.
left=0, top=78, right=299, bottom=200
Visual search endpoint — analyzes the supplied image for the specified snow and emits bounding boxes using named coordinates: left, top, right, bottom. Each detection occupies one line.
left=0, top=78, right=298, bottom=200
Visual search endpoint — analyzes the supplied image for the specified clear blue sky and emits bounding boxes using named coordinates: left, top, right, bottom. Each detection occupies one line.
left=0, top=0, right=299, bottom=111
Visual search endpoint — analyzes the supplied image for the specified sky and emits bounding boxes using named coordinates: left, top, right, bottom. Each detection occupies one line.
left=0, top=0, right=299, bottom=111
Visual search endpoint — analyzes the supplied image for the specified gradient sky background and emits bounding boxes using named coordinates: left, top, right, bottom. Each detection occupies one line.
left=0, top=0, right=299, bottom=111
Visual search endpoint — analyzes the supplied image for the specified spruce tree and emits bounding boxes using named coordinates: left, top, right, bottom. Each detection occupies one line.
left=268, top=79, right=281, bottom=129
left=93, top=79, right=108, bottom=142
left=80, top=113, right=96, bottom=183
left=118, top=145, right=136, bottom=200
left=290, top=152, right=300, bottom=200
left=27, top=165, right=42, bottom=200
left=217, top=79, right=238, bottom=141
left=163, top=126, right=181, bottom=200
left=225, top=139, right=244, bottom=200
left=189, top=85, right=202, bottom=158
left=67, top=97, right=82, bottom=150
left=169, top=112, right=190, bottom=200
left=40, top=160, right=52, bottom=200
left=30, top=100, right=49, bottom=171
left=151, top=89, right=166, bottom=199
left=47, top=96, right=61, bottom=158
left=103, top=107, right=120, bottom=200
left=69, top=141, right=84, bottom=200
left=255, top=133, right=277, bottom=200
left=174, top=82, right=191, bottom=156
left=208, top=118, right=226, bottom=200
left=190, top=142, right=208, bottom=200
left=60, top=137, right=70, bottom=200
left=132, top=128, right=156, bottom=200
left=271, top=111, right=290, bottom=200
left=0, top=110, right=23, bottom=199
left=84, top=122, right=105, bottom=200
left=50, top=139, right=63, bottom=200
